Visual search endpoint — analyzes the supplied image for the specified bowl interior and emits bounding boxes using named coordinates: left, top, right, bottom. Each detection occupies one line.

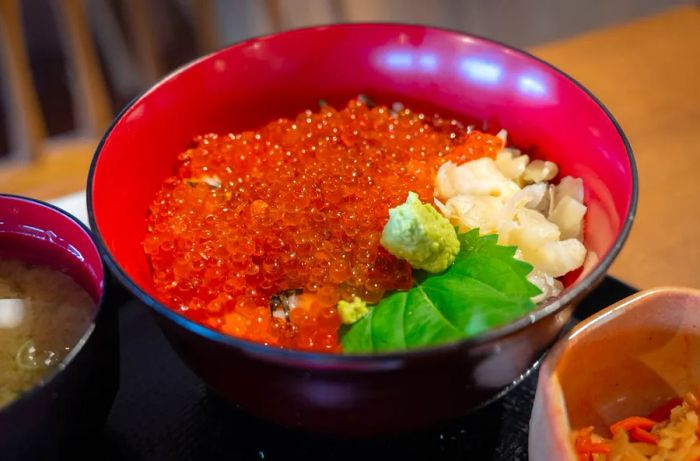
left=0, top=195, right=103, bottom=308
left=89, top=24, right=635, bottom=335
left=555, top=288, right=700, bottom=434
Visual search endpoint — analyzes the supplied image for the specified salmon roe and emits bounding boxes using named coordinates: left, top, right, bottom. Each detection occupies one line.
left=144, top=98, right=502, bottom=352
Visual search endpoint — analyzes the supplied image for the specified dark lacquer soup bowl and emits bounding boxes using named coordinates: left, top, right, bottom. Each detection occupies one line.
left=0, top=195, right=119, bottom=458
left=87, top=24, right=636, bottom=435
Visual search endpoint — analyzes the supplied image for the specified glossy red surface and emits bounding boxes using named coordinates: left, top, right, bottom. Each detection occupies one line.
left=88, top=24, right=636, bottom=433
left=0, top=195, right=103, bottom=301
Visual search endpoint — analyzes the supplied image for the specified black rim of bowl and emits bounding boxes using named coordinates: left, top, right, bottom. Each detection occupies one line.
left=87, top=23, right=638, bottom=365
left=0, top=193, right=106, bottom=412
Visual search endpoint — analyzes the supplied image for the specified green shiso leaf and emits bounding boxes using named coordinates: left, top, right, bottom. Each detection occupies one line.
left=341, top=229, right=541, bottom=353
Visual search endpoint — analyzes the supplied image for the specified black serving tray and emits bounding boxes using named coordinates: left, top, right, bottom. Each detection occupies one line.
left=98, top=276, right=636, bottom=461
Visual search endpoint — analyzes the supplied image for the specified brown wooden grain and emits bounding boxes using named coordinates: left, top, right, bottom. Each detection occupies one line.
left=122, top=0, right=163, bottom=84
left=53, top=0, right=113, bottom=135
left=0, top=138, right=96, bottom=199
left=0, top=0, right=47, bottom=160
left=192, top=0, right=218, bottom=54
left=531, top=5, right=700, bottom=289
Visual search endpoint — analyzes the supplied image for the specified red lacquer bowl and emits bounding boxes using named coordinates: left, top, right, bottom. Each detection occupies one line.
left=88, top=24, right=637, bottom=435
left=0, top=194, right=119, bottom=458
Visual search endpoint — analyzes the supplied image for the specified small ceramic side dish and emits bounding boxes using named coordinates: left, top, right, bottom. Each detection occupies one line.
left=529, top=287, right=700, bottom=460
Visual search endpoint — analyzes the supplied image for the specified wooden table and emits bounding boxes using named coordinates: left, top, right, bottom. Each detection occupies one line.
left=532, top=5, right=700, bottom=290
left=4, top=5, right=699, bottom=289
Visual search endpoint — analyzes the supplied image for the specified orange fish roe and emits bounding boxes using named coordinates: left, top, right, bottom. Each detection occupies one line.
left=144, top=98, right=503, bottom=352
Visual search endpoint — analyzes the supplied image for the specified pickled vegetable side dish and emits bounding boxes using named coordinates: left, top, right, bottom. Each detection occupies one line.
left=572, top=389, right=700, bottom=460
left=145, top=98, right=587, bottom=353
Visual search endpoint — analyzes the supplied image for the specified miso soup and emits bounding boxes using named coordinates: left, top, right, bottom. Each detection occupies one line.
left=0, top=259, right=94, bottom=408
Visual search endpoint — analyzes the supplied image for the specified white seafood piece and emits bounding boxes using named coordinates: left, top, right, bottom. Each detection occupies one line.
left=495, top=149, right=530, bottom=180
left=435, top=161, right=460, bottom=199
left=435, top=158, right=520, bottom=200
left=551, top=176, right=584, bottom=212
left=522, top=160, right=559, bottom=184
left=443, top=195, right=508, bottom=235
left=527, top=269, right=564, bottom=303
left=504, top=208, right=561, bottom=251
left=507, top=183, right=548, bottom=211
left=549, top=195, right=587, bottom=240
left=529, top=239, right=587, bottom=278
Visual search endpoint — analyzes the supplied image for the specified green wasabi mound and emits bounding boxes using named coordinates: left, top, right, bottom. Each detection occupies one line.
left=380, top=192, right=459, bottom=273
left=337, top=297, right=369, bottom=325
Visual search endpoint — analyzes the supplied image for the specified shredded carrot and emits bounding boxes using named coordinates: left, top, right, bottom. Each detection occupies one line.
left=647, top=397, right=684, bottom=422
left=610, top=416, right=656, bottom=435
left=630, top=427, right=658, bottom=444
left=574, top=427, right=611, bottom=458
left=573, top=390, right=700, bottom=460
left=577, top=442, right=611, bottom=454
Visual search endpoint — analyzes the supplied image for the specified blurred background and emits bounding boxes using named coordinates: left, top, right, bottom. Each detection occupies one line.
left=0, top=0, right=690, bottom=198
left=0, top=0, right=698, bottom=289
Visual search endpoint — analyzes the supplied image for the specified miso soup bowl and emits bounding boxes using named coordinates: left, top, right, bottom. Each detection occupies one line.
left=0, top=195, right=119, bottom=458
left=529, top=287, right=700, bottom=460
left=88, top=24, right=637, bottom=435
